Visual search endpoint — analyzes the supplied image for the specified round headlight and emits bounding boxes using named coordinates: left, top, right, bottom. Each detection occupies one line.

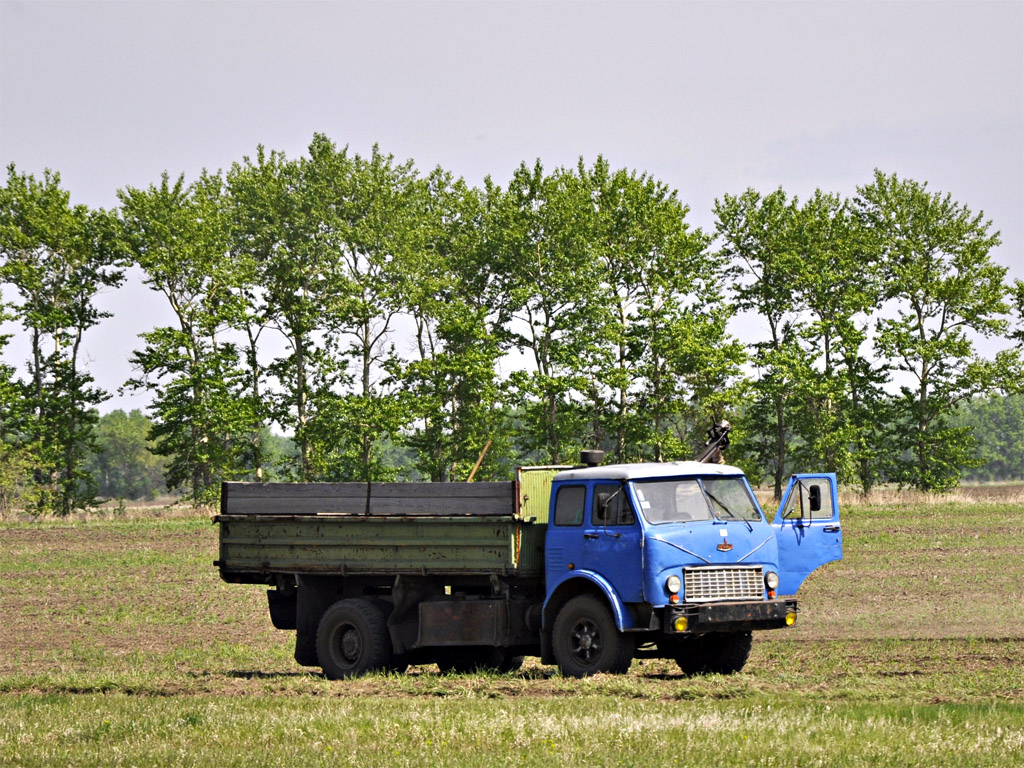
left=666, top=575, right=682, bottom=594
left=765, top=571, right=779, bottom=590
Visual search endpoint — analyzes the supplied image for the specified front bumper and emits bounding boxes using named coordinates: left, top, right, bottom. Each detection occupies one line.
left=663, top=598, right=798, bottom=634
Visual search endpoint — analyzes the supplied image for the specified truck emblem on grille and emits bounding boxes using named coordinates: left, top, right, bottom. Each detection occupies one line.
left=718, top=528, right=733, bottom=551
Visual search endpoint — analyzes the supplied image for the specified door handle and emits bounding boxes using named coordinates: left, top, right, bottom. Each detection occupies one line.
left=823, top=525, right=841, bottom=533
left=583, top=533, right=599, bottom=540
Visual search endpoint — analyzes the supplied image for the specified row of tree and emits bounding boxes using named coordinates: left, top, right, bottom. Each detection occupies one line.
left=2, top=135, right=1022, bottom=514
left=73, top=396, right=1024, bottom=505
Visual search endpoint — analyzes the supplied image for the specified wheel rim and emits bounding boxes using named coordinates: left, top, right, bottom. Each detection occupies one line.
left=334, top=624, right=362, bottom=666
left=569, top=617, right=602, bottom=665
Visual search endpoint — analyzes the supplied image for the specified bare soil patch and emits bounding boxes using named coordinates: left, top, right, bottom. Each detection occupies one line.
left=3, top=497, right=1023, bottom=700
left=2, top=521, right=279, bottom=673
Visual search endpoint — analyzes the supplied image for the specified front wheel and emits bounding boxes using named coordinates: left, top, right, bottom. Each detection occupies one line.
left=670, top=631, right=752, bottom=676
left=316, top=598, right=393, bottom=679
left=552, top=595, right=634, bottom=678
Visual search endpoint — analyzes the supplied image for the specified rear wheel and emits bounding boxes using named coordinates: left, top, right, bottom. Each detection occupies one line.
left=670, top=631, right=752, bottom=675
left=552, top=595, right=633, bottom=677
left=316, top=598, right=393, bottom=679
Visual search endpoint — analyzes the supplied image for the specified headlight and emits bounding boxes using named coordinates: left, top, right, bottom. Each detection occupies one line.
left=765, top=571, right=779, bottom=590
left=665, top=575, right=682, bottom=594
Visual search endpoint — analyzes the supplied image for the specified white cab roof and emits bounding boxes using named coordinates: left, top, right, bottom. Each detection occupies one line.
left=553, top=461, right=745, bottom=482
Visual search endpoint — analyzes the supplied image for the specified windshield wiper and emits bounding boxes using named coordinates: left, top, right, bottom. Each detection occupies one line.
left=704, top=489, right=753, bottom=533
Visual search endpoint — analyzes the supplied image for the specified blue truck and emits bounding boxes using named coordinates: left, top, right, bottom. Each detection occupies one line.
left=216, top=448, right=842, bottom=678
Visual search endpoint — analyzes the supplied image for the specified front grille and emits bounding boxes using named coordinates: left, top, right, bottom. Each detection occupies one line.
left=683, top=566, right=764, bottom=602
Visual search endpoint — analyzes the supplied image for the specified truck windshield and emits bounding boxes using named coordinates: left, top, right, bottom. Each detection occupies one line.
left=632, top=477, right=762, bottom=525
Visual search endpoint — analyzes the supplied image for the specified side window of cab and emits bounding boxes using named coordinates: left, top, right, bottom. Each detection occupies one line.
left=782, top=477, right=835, bottom=520
left=553, top=485, right=587, bottom=526
left=592, top=483, right=636, bottom=526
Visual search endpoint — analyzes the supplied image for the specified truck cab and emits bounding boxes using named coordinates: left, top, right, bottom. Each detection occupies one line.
left=541, top=461, right=842, bottom=676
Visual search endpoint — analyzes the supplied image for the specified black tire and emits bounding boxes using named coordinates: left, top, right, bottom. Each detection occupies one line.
left=316, top=598, right=393, bottom=679
left=435, top=646, right=524, bottom=674
left=671, top=631, right=752, bottom=676
left=552, top=595, right=634, bottom=678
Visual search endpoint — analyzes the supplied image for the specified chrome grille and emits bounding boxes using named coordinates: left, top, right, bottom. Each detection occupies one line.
left=683, top=566, right=763, bottom=602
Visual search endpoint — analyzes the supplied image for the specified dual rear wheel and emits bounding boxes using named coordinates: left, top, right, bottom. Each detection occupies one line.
left=316, top=598, right=524, bottom=678
left=316, top=598, right=392, bottom=679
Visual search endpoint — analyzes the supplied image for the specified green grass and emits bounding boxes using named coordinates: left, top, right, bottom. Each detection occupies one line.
left=2, top=696, right=1023, bottom=767
left=2, top=497, right=1023, bottom=765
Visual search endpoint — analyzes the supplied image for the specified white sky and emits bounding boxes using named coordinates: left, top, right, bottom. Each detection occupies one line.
left=1, top=0, right=1022, bottom=413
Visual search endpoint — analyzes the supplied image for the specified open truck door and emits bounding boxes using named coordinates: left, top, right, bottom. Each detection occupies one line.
left=771, top=474, right=842, bottom=596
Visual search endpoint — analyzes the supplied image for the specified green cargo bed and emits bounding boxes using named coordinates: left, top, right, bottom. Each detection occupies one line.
left=216, top=479, right=554, bottom=581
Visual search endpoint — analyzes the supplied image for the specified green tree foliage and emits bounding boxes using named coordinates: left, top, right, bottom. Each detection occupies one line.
left=227, top=136, right=424, bottom=482
left=715, top=188, right=806, bottom=497
left=400, top=169, right=512, bottom=481
left=119, top=172, right=262, bottom=502
left=227, top=144, right=328, bottom=479
left=855, top=170, right=1021, bottom=491
left=577, top=158, right=738, bottom=462
left=299, top=137, right=425, bottom=482
left=0, top=165, right=124, bottom=515
left=0, top=432, right=41, bottom=515
left=953, top=394, right=1024, bottom=482
left=1010, top=279, right=1024, bottom=351
left=84, top=409, right=168, bottom=500
left=786, top=191, right=890, bottom=493
left=492, top=158, right=736, bottom=465
left=256, top=429, right=300, bottom=480
left=719, top=176, right=1018, bottom=495
left=5, top=143, right=1022, bottom=504
left=0, top=289, right=41, bottom=514
left=0, top=292, right=20, bottom=424
left=488, top=161, right=603, bottom=463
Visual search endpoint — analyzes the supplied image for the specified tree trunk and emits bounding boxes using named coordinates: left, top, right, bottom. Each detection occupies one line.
left=295, top=331, right=309, bottom=480
left=774, top=394, right=786, bottom=500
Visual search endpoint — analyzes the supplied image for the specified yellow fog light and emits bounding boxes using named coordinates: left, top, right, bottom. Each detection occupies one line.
left=673, top=616, right=688, bottom=632
left=785, top=611, right=797, bottom=626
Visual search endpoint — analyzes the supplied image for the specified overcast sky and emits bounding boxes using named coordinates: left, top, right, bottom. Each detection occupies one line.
left=1, top=0, right=1022, bottom=413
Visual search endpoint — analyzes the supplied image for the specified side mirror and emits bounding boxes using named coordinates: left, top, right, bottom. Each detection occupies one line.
left=809, top=484, right=821, bottom=513
left=596, top=492, right=611, bottom=524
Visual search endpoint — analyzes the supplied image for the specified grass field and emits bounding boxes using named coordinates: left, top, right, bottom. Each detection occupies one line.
left=2, top=489, right=1023, bottom=766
